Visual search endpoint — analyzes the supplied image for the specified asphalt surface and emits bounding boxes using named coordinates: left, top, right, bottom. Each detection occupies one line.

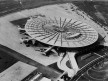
left=0, top=47, right=18, bottom=73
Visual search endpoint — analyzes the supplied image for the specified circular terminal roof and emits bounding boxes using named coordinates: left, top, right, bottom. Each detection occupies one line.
left=25, top=17, right=98, bottom=48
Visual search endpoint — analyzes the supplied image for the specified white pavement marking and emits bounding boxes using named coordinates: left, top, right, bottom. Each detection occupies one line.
left=93, top=52, right=103, bottom=57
